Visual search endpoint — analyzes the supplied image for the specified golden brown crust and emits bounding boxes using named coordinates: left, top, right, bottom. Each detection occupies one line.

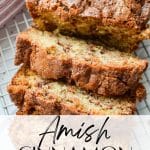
left=7, top=66, right=29, bottom=108
left=8, top=85, right=26, bottom=108
left=26, top=0, right=150, bottom=51
left=15, top=28, right=148, bottom=96
left=26, top=0, right=150, bottom=29
left=8, top=66, right=145, bottom=115
left=135, top=83, right=146, bottom=101
left=16, top=90, right=60, bottom=115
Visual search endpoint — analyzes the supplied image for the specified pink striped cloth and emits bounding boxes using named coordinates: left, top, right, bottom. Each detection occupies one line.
left=0, top=0, right=25, bottom=28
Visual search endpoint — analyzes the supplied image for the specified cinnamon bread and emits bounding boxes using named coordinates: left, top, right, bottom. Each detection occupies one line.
left=26, top=0, right=150, bottom=51
left=7, top=66, right=145, bottom=115
left=15, top=28, right=148, bottom=96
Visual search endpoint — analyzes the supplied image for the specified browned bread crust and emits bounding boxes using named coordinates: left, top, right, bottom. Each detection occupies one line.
left=15, top=28, right=148, bottom=96
left=26, top=0, right=150, bottom=51
left=8, top=66, right=145, bottom=115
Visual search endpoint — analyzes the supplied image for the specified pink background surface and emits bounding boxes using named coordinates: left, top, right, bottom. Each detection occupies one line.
left=0, top=0, right=25, bottom=28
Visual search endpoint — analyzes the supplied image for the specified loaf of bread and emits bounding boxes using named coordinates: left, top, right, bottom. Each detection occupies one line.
left=26, top=0, right=150, bottom=51
left=7, top=66, right=145, bottom=115
left=15, top=28, right=148, bottom=96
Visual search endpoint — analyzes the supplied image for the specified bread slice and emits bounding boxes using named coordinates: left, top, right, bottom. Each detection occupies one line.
left=7, top=66, right=145, bottom=115
left=15, top=28, right=148, bottom=96
left=26, top=0, right=150, bottom=51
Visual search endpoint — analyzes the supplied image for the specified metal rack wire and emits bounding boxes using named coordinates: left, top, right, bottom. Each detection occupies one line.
left=0, top=8, right=150, bottom=115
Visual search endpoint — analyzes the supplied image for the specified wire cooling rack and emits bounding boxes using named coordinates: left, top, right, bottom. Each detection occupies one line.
left=0, top=7, right=32, bottom=115
left=0, top=8, right=150, bottom=115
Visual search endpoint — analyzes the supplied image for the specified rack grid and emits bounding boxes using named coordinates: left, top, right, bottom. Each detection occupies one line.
left=0, top=7, right=150, bottom=115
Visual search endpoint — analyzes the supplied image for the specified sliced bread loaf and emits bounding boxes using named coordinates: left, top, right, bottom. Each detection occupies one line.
left=7, top=66, right=145, bottom=115
left=15, top=28, right=148, bottom=96
left=26, top=0, right=150, bottom=51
